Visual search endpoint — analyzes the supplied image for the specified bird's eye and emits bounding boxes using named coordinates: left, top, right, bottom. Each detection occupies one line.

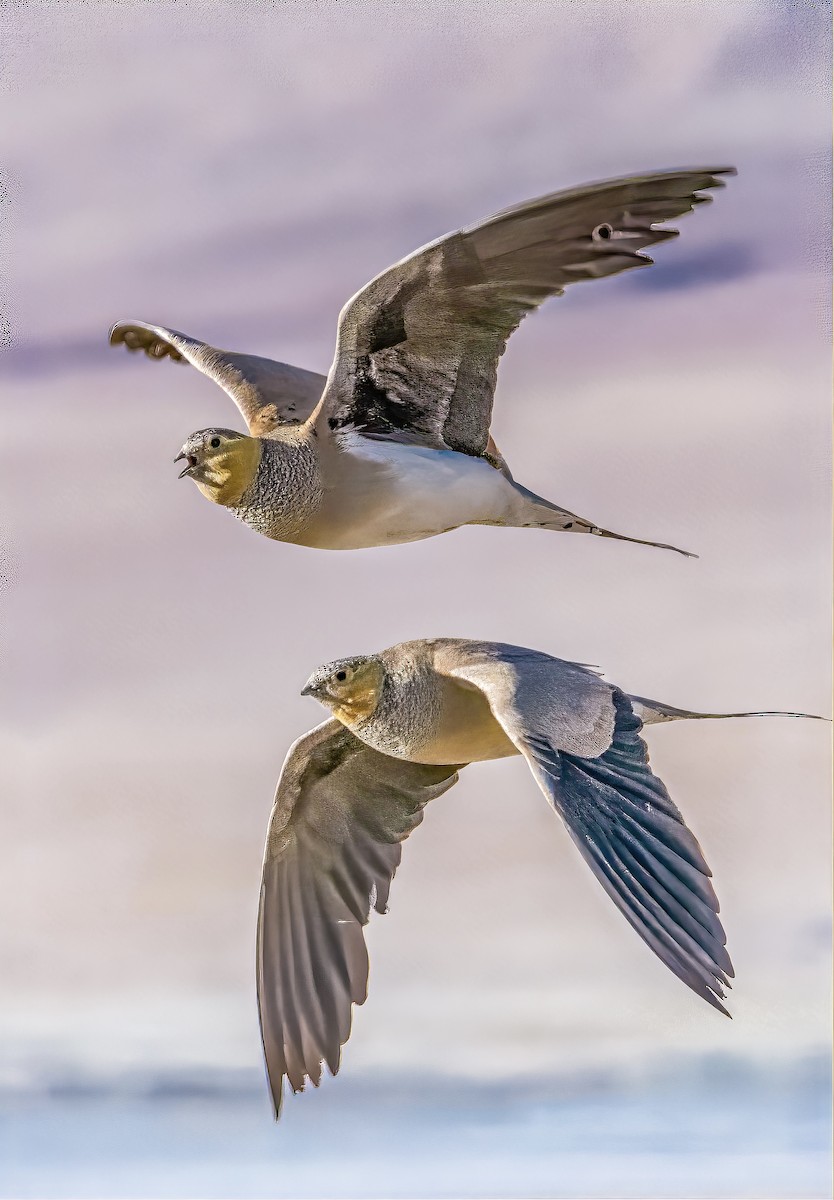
left=593, top=223, right=614, bottom=241
left=210, top=437, right=221, bottom=449
left=335, top=670, right=348, bottom=683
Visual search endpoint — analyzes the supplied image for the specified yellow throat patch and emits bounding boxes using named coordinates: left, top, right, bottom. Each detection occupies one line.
left=330, top=660, right=385, bottom=727
left=194, top=438, right=262, bottom=507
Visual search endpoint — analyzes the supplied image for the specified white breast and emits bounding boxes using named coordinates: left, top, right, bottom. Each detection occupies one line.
left=329, top=434, right=516, bottom=547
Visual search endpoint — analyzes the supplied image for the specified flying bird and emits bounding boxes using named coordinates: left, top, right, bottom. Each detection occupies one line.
left=257, top=637, right=821, bottom=1116
left=110, top=167, right=735, bottom=555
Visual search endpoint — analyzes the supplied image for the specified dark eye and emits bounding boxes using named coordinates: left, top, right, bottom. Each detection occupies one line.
left=335, top=670, right=347, bottom=682
left=210, top=437, right=221, bottom=449
left=593, top=222, right=613, bottom=241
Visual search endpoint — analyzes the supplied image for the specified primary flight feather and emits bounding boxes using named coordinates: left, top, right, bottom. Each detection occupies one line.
left=110, top=167, right=735, bottom=554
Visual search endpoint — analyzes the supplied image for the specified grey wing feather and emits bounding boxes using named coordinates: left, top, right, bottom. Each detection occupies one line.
left=523, top=692, right=733, bottom=1016
left=258, top=718, right=459, bottom=1117
left=444, top=643, right=732, bottom=1015
left=109, top=320, right=326, bottom=434
left=316, top=167, right=735, bottom=456
left=439, top=639, right=618, bottom=758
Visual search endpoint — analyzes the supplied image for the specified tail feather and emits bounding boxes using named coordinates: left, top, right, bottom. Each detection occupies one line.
left=593, top=525, right=697, bottom=558
left=512, top=483, right=696, bottom=558
left=629, top=695, right=827, bottom=726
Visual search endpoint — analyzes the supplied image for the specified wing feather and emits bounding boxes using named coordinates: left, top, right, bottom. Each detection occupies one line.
left=316, top=168, right=735, bottom=456
left=258, top=719, right=459, bottom=1117
left=109, top=320, right=326, bottom=434
left=444, top=643, right=732, bottom=1016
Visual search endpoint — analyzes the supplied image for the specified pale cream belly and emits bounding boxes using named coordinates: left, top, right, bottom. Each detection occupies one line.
left=300, top=436, right=519, bottom=549
left=411, top=676, right=520, bottom=765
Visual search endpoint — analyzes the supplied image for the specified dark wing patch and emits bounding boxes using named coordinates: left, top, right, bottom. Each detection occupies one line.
left=524, top=690, right=733, bottom=1015
left=109, top=320, right=326, bottom=434
left=317, top=168, right=735, bottom=457
left=258, top=720, right=459, bottom=1117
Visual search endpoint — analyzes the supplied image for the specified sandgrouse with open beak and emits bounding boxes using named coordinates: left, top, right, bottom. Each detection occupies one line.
left=110, top=167, right=735, bottom=555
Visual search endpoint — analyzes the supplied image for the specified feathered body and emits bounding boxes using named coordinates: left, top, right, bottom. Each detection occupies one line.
left=231, top=429, right=544, bottom=549
left=231, top=430, right=323, bottom=544
left=112, top=167, right=737, bottom=557
left=255, top=636, right=824, bottom=1115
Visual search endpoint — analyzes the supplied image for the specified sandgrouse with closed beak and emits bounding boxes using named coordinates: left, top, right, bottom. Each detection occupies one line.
left=256, top=636, right=823, bottom=1116
left=110, top=167, right=735, bottom=555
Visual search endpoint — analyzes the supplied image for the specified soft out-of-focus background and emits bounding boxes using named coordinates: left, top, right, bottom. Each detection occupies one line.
left=1, top=2, right=831, bottom=1197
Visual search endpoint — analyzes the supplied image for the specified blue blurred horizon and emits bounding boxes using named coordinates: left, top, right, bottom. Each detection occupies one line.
left=2, top=1053, right=830, bottom=1199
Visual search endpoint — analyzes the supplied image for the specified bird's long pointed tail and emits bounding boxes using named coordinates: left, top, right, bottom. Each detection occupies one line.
left=512, top=484, right=697, bottom=557
left=592, top=525, right=697, bottom=558
left=629, top=695, right=828, bottom=726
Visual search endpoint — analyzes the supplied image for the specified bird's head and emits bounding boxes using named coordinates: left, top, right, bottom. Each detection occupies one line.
left=301, top=656, right=386, bottom=727
left=174, top=428, right=261, bottom=506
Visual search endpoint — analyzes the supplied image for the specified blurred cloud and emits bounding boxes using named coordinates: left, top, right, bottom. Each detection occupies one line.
left=708, top=0, right=832, bottom=89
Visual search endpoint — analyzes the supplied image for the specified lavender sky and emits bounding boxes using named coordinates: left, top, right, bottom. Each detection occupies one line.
left=1, top=0, right=830, bottom=1094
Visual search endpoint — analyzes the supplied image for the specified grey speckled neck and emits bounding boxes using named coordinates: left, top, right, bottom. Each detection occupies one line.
left=232, top=434, right=322, bottom=543
left=352, top=654, right=443, bottom=760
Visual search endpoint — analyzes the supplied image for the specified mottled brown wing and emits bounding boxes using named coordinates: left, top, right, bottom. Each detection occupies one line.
left=314, top=168, right=734, bottom=456
left=258, top=719, right=459, bottom=1117
left=109, top=320, right=326, bottom=434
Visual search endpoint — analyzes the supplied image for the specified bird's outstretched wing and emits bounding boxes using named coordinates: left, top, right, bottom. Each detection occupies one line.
left=315, top=168, right=735, bottom=456
left=258, top=718, right=459, bottom=1117
left=441, top=641, right=733, bottom=1015
left=109, top=321, right=326, bottom=434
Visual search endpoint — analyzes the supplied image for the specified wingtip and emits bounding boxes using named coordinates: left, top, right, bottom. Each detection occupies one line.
left=707, top=987, right=733, bottom=1019
left=702, top=166, right=737, bottom=185
left=108, top=320, right=142, bottom=348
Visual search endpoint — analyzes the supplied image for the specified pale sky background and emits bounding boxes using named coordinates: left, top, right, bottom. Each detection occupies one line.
left=0, top=0, right=831, bottom=1107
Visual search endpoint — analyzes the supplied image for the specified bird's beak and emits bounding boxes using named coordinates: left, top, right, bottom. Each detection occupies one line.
left=174, top=451, right=197, bottom=479
left=300, top=678, right=324, bottom=700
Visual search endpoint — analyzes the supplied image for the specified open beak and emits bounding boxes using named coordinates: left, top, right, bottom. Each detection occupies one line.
left=174, top=451, right=197, bottom=479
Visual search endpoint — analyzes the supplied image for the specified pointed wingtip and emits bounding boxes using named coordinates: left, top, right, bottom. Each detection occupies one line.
left=705, top=985, right=732, bottom=1019
left=702, top=167, right=737, bottom=186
